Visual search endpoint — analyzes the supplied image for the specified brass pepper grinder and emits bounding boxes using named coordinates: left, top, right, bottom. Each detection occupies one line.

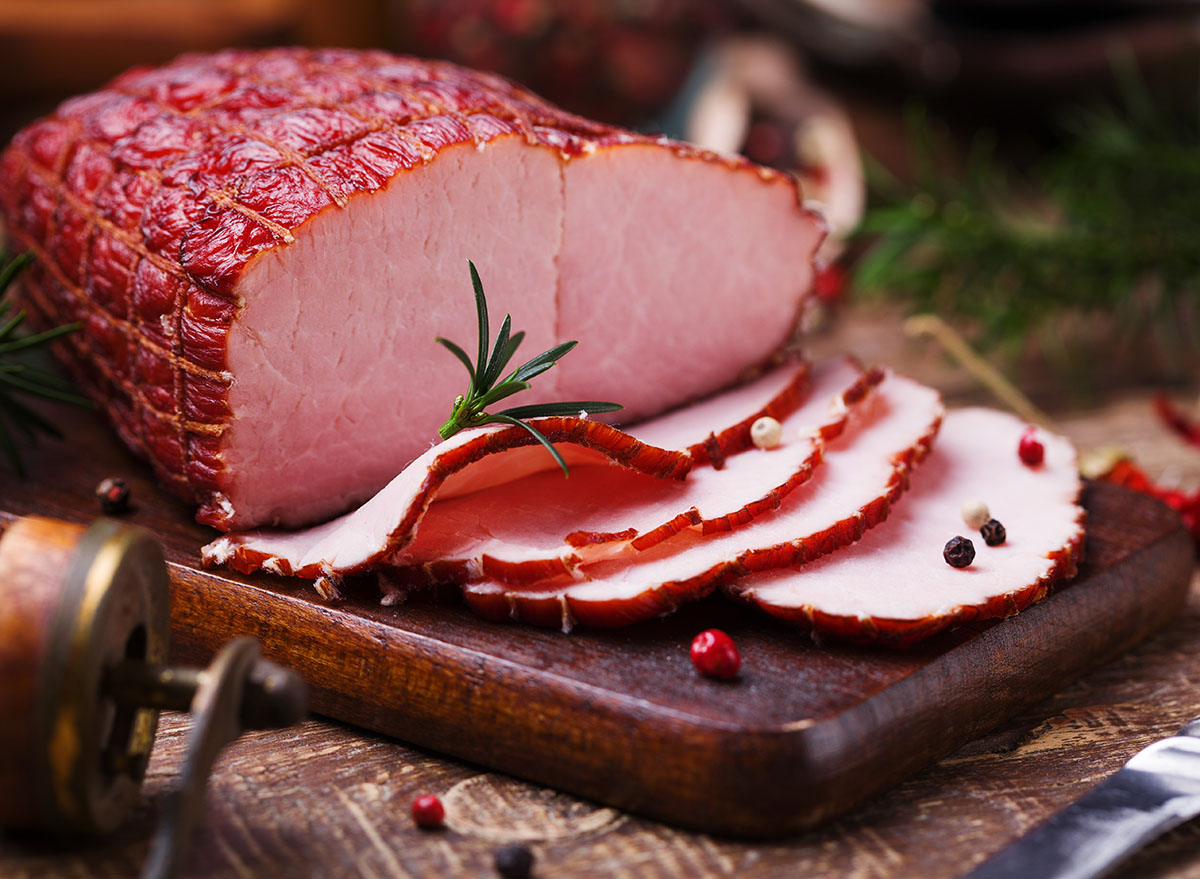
left=0, top=515, right=309, bottom=878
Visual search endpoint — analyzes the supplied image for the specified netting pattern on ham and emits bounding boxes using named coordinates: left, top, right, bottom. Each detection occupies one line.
left=0, top=47, right=789, bottom=506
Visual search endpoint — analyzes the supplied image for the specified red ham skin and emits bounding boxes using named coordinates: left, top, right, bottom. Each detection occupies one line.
left=0, top=48, right=813, bottom=529
left=682, top=360, right=814, bottom=469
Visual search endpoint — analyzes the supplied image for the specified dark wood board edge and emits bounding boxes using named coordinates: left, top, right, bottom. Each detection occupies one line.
left=160, top=484, right=1195, bottom=839
left=788, top=502, right=1194, bottom=833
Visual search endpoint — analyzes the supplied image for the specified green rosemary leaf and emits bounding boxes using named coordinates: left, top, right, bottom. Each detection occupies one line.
left=0, top=321, right=80, bottom=355
left=482, top=313, right=514, bottom=391
left=854, top=206, right=921, bottom=237
left=854, top=226, right=924, bottom=292
left=0, top=251, right=88, bottom=473
left=482, top=413, right=569, bottom=477
left=13, top=362, right=91, bottom=403
left=853, top=62, right=1200, bottom=378
left=511, top=340, right=578, bottom=383
left=468, top=259, right=489, bottom=378
left=473, top=379, right=531, bottom=410
left=436, top=261, right=621, bottom=474
left=503, top=329, right=525, bottom=356
left=496, top=401, right=623, bottom=420
left=0, top=371, right=91, bottom=406
left=435, top=336, right=477, bottom=387
left=0, top=308, right=25, bottom=342
left=0, top=252, right=32, bottom=294
left=0, top=360, right=82, bottom=390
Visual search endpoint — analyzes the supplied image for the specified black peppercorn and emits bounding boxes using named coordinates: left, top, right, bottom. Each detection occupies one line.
left=95, top=477, right=131, bottom=515
left=494, top=843, right=534, bottom=879
left=943, top=535, right=975, bottom=568
left=980, top=518, right=1006, bottom=547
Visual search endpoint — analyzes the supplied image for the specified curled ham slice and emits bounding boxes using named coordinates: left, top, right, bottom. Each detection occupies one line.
left=389, top=359, right=881, bottom=586
left=462, top=372, right=944, bottom=629
left=201, top=361, right=811, bottom=593
left=730, top=409, right=1085, bottom=646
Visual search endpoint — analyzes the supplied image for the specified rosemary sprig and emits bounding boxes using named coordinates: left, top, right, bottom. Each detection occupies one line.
left=0, top=251, right=91, bottom=475
left=852, top=69, right=1200, bottom=363
left=436, top=261, right=622, bottom=476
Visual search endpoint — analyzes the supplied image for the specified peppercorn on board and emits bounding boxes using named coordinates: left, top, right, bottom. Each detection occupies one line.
left=1, top=405, right=1191, bottom=838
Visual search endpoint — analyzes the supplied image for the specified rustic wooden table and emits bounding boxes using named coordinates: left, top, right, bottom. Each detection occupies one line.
left=2, top=307, right=1199, bottom=879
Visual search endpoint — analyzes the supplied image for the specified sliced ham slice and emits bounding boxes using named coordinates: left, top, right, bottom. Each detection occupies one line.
left=202, top=360, right=811, bottom=593
left=730, top=409, right=1085, bottom=646
left=461, top=372, right=943, bottom=629
left=389, top=359, right=880, bottom=586
left=201, top=417, right=691, bottom=595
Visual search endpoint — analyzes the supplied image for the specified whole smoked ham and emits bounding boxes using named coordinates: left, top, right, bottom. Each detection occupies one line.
left=732, top=409, right=1085, bottom=646
left=462, top=372, right=943, bottom=629
left=0, top=47, right=824, bottom=531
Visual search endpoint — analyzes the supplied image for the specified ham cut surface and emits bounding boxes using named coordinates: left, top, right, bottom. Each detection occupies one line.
left=0, top=47, right=824, bottom=531
left=462, top=372, right=943, bottom=628
left=202, top=360, right=812, bottom=591
left=389, top=359, right=881, bottom=586
left=731, top=409, right=1085, bottom=646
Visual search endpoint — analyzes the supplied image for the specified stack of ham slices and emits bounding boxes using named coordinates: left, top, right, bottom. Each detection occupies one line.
left=203, top=357, right=1085, bottom=646
left=0, top=47, right=1085, bottom=646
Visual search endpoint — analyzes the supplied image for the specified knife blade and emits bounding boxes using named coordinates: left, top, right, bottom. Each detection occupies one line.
left=964, top=717, right=1200, bottom=879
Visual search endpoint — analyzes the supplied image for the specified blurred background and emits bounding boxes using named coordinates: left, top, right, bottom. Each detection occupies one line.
left=1, top=0, right=1199, bottom=519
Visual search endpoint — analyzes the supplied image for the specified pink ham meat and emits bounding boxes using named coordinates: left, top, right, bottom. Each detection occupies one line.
left=463, top=372, right=943, bottom=629
left=202, top=360, right=812, bottom=594
left=388, top=359, right=881, bottom=586
left=731, top=409, right=1085, bottom=646
left=0, top=47, right=824, bottom=532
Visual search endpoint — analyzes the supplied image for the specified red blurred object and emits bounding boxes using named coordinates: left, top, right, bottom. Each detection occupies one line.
left=1100, top=458, right=1200, bottom=551
left=1155, top=394, right=1200, bottom=448
left=690, top=629, right=741, bottom=679
left=813, top=261, right=846, bottom=304
left=410, top=793, right=445, bottom=828
left=399, top=0, right=731, bottom=125
left=1017, top=427, right=1044, bottom=467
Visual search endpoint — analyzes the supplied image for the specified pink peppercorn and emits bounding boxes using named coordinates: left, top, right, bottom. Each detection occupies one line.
left=690, top=629, right=741, bottom=680
left=411, top=793, right=445, bottom=829
left=1018, top=426, right=1045, bottom=467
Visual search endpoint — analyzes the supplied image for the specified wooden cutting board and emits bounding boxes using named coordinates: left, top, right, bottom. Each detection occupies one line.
left=2, top=406, right=1193, bottom=839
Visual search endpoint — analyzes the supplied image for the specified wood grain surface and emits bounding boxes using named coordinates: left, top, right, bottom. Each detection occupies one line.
left=0, top=394, right=1193, bottom=841
left=1, top=332, right=1198, bottom=875
left=0, top=568, right=1198, bottom=879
